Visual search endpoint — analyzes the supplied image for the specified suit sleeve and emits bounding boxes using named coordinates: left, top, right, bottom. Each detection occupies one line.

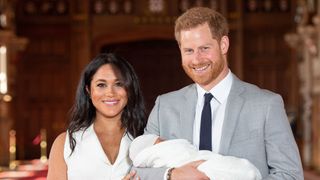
left=134, top=96, right=168, bottom=180
left=264, top=94, right=303, bottom=180
left=145, top=96, right=161, bottom=135
left=132, top=167, right=167, bottom=180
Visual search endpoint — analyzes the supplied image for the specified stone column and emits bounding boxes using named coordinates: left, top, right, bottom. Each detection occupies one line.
left=0, top=31, right=27, bottom=166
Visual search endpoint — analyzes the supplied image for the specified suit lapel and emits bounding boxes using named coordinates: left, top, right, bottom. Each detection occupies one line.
left=219, top=74, right=245, bottom=154
left=179, top=84, right=197, bottom=143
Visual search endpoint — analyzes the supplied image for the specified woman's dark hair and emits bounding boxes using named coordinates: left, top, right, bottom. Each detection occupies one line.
left=68, top=53, right=146, bottom=153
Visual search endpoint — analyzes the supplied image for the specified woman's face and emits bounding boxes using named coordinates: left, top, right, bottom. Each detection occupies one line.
left=88, top=64, right=128, bottom=120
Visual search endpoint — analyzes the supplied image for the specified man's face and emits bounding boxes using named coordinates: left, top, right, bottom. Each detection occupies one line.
left=179, top=23, right=229, bottom=91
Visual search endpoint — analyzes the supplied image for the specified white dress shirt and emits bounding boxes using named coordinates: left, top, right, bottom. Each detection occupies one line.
left=193, top=70, right=233, bottom=153
left=164, top=70, right=233, bottom=179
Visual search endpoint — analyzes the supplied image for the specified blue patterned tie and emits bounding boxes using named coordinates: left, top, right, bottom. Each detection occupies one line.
left=199, top=93, right=213, bottom=150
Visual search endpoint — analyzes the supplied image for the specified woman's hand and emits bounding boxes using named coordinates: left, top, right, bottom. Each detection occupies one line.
left=122, top=170, right=139, bottom=180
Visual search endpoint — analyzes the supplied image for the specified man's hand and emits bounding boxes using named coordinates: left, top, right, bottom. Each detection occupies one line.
left=170, top=160, right=209, bottom=180
left=122, top=170, right=140, bottom=180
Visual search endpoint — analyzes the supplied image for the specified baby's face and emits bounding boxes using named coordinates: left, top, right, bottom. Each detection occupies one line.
left=154, top=137, right=164, bottom=144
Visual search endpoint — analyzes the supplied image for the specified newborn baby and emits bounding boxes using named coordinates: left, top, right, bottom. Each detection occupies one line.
left=130, top=134, right=262, bottom=180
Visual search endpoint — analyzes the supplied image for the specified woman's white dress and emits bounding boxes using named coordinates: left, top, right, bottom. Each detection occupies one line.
left=64, top=124, right=132, bottom=180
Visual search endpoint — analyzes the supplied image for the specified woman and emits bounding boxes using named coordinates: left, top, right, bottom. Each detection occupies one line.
left=47, top=53, right=146, bottom=180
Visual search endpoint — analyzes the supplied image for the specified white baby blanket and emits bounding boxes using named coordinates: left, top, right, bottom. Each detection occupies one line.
left=131, top=137, right=262, bottom=180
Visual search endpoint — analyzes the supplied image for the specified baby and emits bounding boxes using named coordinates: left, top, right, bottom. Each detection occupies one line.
left=130, top=134, right=262, bottom=180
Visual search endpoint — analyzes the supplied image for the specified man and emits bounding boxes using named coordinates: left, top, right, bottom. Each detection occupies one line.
left=135, top=7, right=303, bottom=180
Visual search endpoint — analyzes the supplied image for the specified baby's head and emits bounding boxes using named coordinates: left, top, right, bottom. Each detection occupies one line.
left=129, top=134, right=162, bottom=161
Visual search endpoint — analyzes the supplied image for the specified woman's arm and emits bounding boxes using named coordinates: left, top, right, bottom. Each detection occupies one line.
left=46, top=132, right=67, bottom=180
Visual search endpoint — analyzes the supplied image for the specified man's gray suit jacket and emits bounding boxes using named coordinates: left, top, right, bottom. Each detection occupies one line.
left=136, top=74, right=303, bottom=180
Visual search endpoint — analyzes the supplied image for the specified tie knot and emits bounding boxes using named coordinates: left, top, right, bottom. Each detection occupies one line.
left=204, top=93, right=213, bottom=103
